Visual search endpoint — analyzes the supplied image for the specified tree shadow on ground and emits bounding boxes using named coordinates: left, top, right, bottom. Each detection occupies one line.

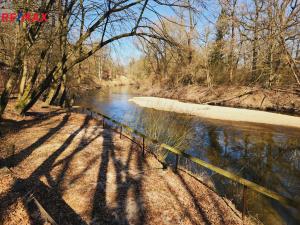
left=0, top=115, right=91, bottom=224
left=0, top=113, right=70, bottom=169
left=26, top=180, right=88, bottom=225
left=0, top=109, right=66, bottom=135
left=0, top=114, right=234, bottom=225
left=91, top=127, right=145, bottom=225
left=177, top=172, right=218, bottom=225
left=47, top=120, right=103, bottom=193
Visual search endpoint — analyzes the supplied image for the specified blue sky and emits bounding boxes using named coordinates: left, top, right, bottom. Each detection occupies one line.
left=110, top=0, right=220, bottom=65
left=1, top=0, right=220, bottom=66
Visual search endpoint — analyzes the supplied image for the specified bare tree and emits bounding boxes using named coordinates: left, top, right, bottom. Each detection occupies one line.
left=0, top=0, right=195, bottom=117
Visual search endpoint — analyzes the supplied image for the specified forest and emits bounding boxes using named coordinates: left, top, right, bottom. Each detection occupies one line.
left=0, top=0, right=299, bottom=117
left=129, top=0, right=300, bottom=88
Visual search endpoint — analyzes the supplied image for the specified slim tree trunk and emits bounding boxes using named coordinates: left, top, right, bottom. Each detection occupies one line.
left=229, top=0, right=237, bottom=82
left=267, top=44, right=274, bottom=87
left=98, top=56, right=103, bottom=80
left=48, top=79, right=62, bottom=105
left=187, top=0, right=193, bottom=65
left=0, top=72, right=18, bottom=116
left=59, top=87, right=67, bottom=107
left=45, top=79, right=59, bottom=104
left=251, top=0, right=261, bottom=80
left=55, top=74, right=66, bottom=105
left=18, top=56, right=28, bottom=100
left=296, top=40, right=300, bottom=59
left=78, top=0, right=85, bottom=83
left=252, top=40, right=258, bottom=78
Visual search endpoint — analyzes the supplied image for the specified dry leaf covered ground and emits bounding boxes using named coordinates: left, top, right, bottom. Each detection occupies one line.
left=0, top=102, right=249, bottom=225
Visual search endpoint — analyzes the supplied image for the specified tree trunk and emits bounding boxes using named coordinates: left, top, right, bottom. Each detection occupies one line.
left=19, top=46, right=50, bottom=104
left=251, top=0, right=261, bottom=80
left=0, top=50, right=24, bottom=117
left=18, top=56, right=28, bottom=100
left=53, top=74, right=66, bottom=106
left=59, top=88, right=67, bottom=107
left=0, top=74, right=18, bottom=117
left=47, top=80, right=61, bottom=105
left=0, top=22, right=26, bottom=117
left=187, top=0, right=193, bottom=65
left=46, top=7, right=68, bottom=105
left=19, top=67, right=57, bottom=115
left=229, top=0, right=237, bottom=82
left=78, top=0, right=85, bottom=83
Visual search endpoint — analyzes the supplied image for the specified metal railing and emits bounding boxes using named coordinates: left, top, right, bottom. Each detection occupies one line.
left=76, top=106, right=299, bottom=220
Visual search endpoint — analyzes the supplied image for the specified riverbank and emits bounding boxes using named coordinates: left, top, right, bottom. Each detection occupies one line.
left=132, top=84, right=300, bottom=116
left=129, top=96, right=300, bottom=129
left=0, top=101, right=250, bottom=225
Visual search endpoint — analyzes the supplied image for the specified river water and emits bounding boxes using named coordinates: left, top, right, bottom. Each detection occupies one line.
left=77, top=87, right=300, bottom=225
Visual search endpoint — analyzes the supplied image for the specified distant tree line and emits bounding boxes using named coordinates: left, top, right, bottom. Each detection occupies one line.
left=128, top=0, right=300, bottom=89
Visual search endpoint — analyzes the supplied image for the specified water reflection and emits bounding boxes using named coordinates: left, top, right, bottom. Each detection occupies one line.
left=193, top=123, right=300, bottom=224
left=76, top=87, right=300, bottom=224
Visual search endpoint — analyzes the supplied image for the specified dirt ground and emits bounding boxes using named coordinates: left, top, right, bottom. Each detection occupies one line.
left=135, top=84, right=300, bottom=116
left=0, top=102, right=250, bottom=225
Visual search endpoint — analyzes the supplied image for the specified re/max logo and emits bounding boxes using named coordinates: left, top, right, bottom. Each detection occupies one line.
left=0, top=11, right=48, bottom=23
left=0, top=0, right=48, bottom=23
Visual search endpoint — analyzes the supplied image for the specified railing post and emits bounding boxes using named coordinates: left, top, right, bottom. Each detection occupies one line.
left=242, top=185, right=247, bottom=223
left=175, top=154, right=179, bottom=171
left=120, top=126, right=122, bottom=139
left=102, top=116, right=105, bottom=129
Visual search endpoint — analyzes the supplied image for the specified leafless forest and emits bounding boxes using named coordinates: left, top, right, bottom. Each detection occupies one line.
left=0, top=0, right=299, bottom=117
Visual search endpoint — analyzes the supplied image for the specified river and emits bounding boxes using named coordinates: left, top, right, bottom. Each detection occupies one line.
left=76, top=86, right=300, bottom=225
